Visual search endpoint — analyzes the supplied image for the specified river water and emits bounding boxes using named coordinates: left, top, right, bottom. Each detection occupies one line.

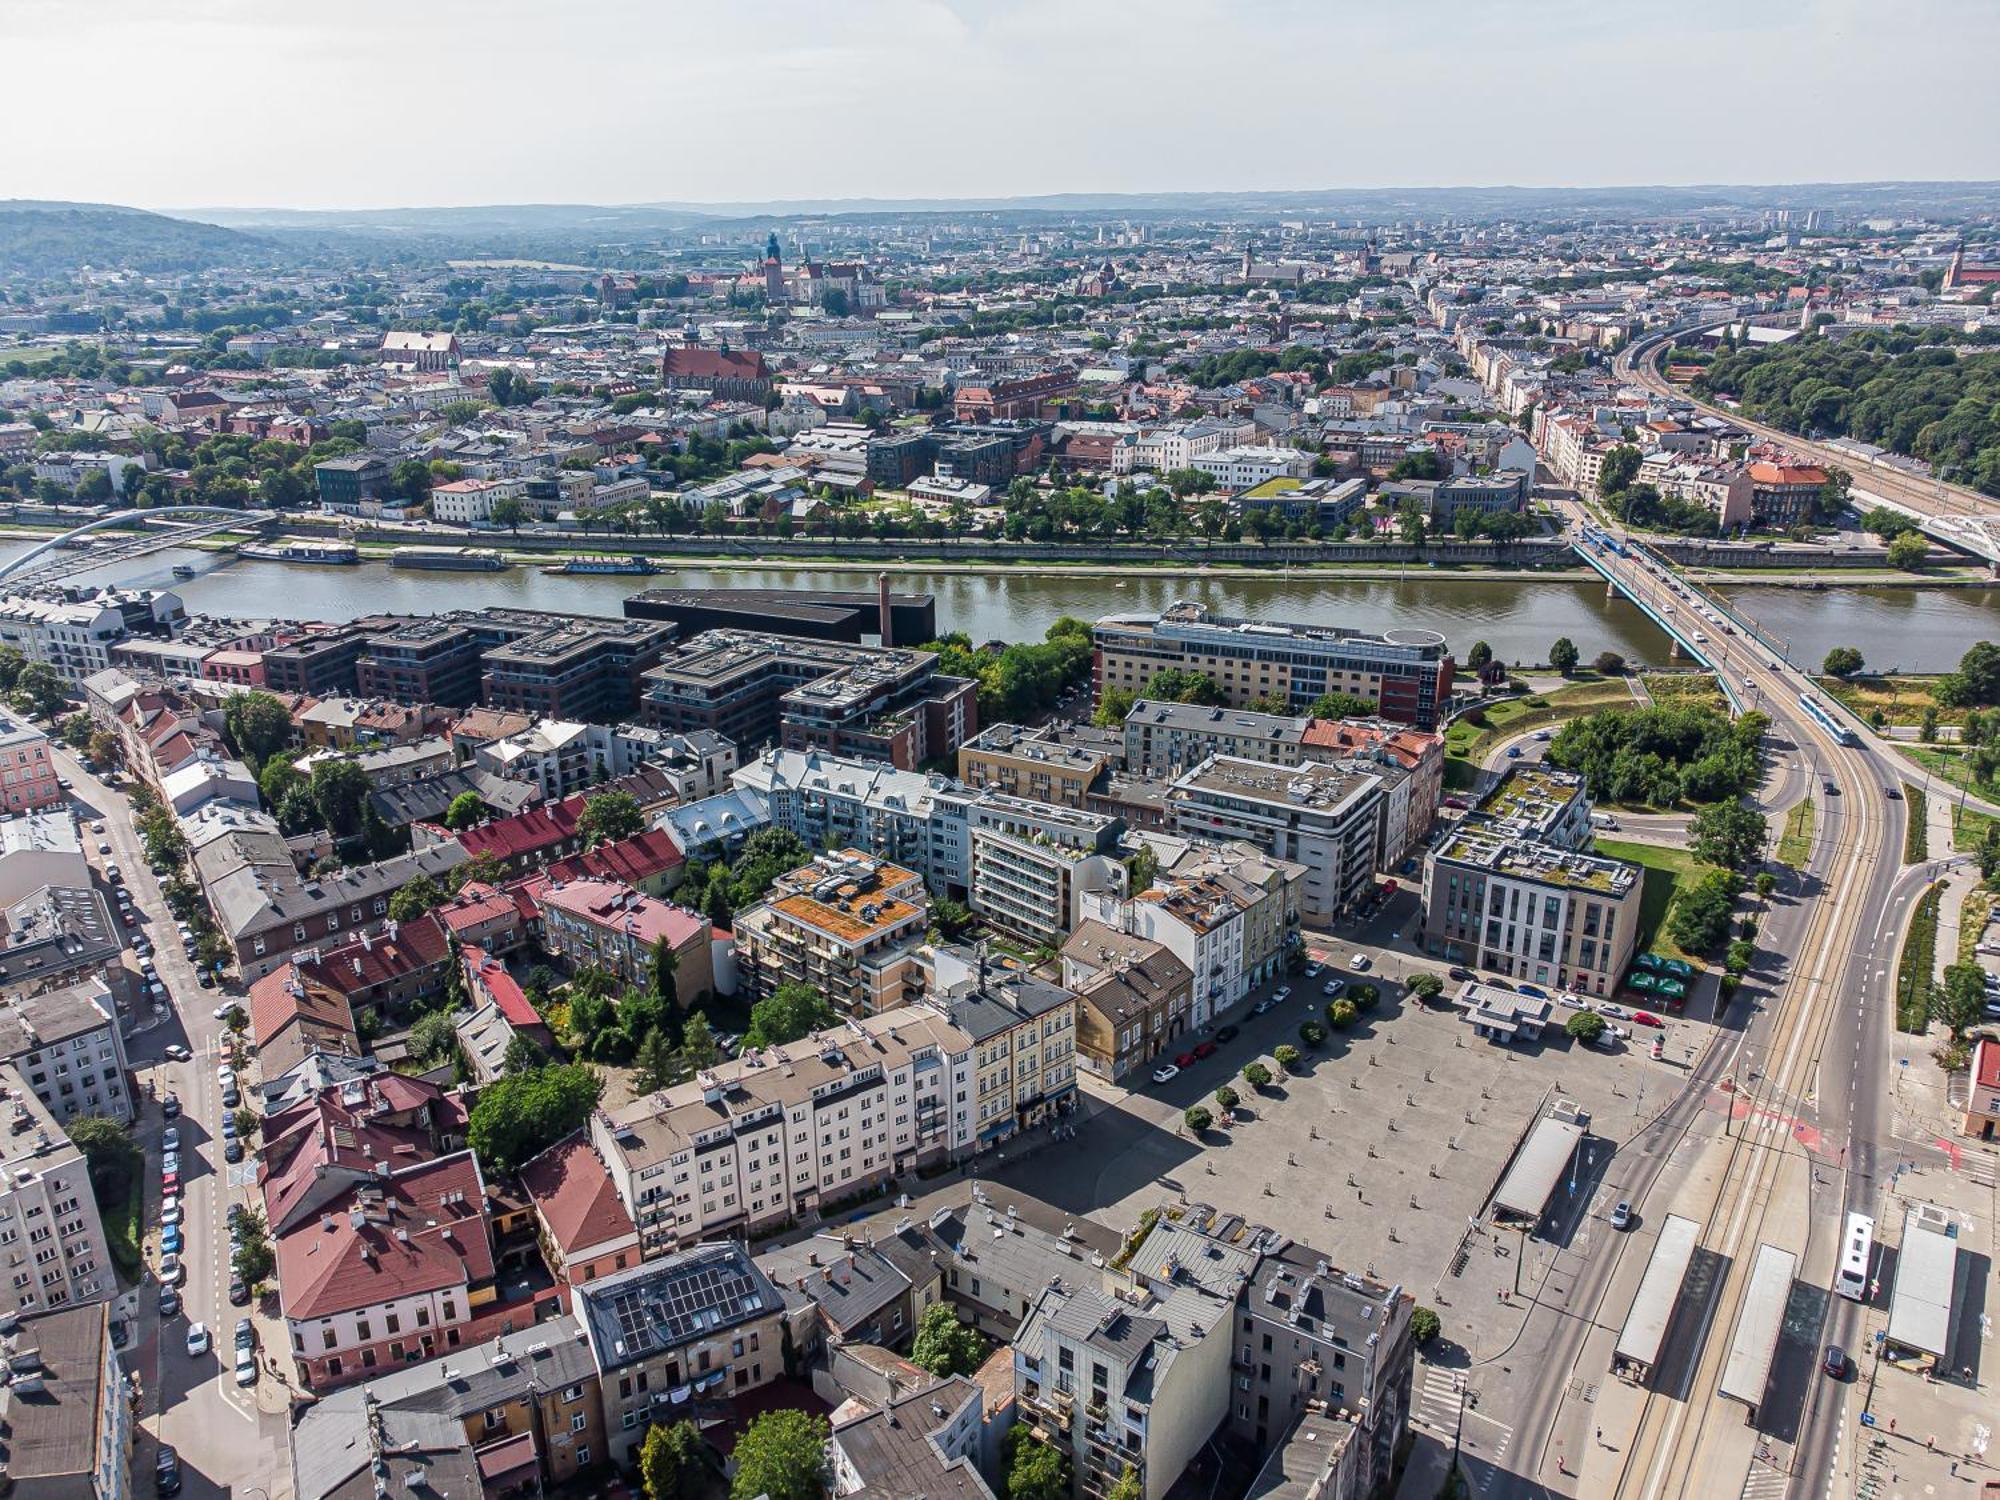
left=28, top=543, right=2000, bottom=673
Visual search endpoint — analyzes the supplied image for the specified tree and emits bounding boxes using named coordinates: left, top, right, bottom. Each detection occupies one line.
left=490, top=495, right=530, bottom=534
left=1126, top=843, right=1160, bottom=896
left=641, top=1420, right=706, bottom=1500
left=388, top=874, right=447, bottom=923
left=466, top=1062, right=603, bottom=1175
left=648, top=935, right=680, bottom=1006
left=1410, top=1307, right=1442, bottom=1345
left=1822, top=646, right=1865, bottom=677
left=1549, top=637, right=1580, bottom=676
left=1093, top=687, right=1137, bottom=728
left=1597, top=444, right=1642, bottom=497
left=233, top=1211, right=275, bottom=1286
left=1273, top=1043, right=1300, bottom=1071
left=86, top=728, right=120, bottom=768
left=11, top=662, right=67, bottom=719
left=1106, top=1465, right=1142, bottom=1500
left=704, top=878, right=734, bottom=933
left=1184, top=1106, right=1214, bottom=1133
left=503, top=1033, right=549, bottom=1074
left=678, top=1010, right=721, bottom=1075
left=1465, top=640, right=1494, bottom=671
left=1327, top=999, right=1358, bottom=1028
left=1938, top=962, right=1989, bottom=1039
left=1936, top=642, right=2000, bottom=709
left=409, top=1011, right=461, bottom=1068
left=1407, top=972, right=1445, bottom=1003
left=1298, top=1020, right=1327, bottom=1047
left=1003, top=1428, right=1069, bottom=1500
left=729, top=1409, right=829, bottom=1500
left=1307, top=691, right=1375, bottom=720
left=1690, top=801, right=1767, bottom=870
left=1350, top=982, right=1380, bottom=1010
left=222, top=691, right=293, bottom=771
left=745, top=983, right=835, bottom=1050
left=1141, top=667, right=1224, bottom=707
left=1565, top=1009, right=1606, bottom=1043
left=1668, top=870, right=1741, bottom=954
left=1214, top=1085, right=1240, bottom=1112
left=634, top=1029, right=682, bottom=1094
left=258, top=750, right=304, bottom=810
left=1593, top=650, right=1628, bottom=676
left=910, top=1303, right=985, bottom=1377
left=1885, top=531, right=1929, bottom=571
left=310, top=758, right=373, bottom=841
left=578, top=789, right=643, bottom=848
left=443, top=791, right=486, bottom=830
left=1242, top=1061, right=1272, bottom=1089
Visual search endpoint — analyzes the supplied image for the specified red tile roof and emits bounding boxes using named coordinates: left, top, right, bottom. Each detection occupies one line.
left=1745, top=461, right=1829, bottom=487
left=546, top=828, right=685, bottom=888
left=663, top=347, right=768, bottom=383
left=538, top=878, right=707, bottom=950
left=464, top=947, right=539, bottom=1029
left=245, top=961, right=360, bottom=1054
left=276, top=1152, right=493, bottom=1322
left=456, top=797, right=585, bottom=864
left=519, top=1133, right=636, bottom=1258
left=1975, top=1036, right=2000, bottom=1093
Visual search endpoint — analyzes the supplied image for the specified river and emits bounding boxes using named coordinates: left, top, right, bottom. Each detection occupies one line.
left=25, top=544, right=2000, bottom=673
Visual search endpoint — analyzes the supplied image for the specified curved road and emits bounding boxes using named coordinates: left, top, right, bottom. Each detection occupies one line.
left=1478, top=504, right=1913, bottom=1500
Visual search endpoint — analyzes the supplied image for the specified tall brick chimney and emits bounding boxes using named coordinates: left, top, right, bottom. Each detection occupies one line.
left=877, top=571, right=893, bottom=647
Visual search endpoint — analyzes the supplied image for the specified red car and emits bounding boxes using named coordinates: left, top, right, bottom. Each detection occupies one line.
left=160, top=1172, right=179, bottom=1196
left=1193, top=1040, right=1218, bottom=1060
left=1631, top=1011, right=1664, bottom=1028
left=1174, top=1051, right=1197, bottom=1068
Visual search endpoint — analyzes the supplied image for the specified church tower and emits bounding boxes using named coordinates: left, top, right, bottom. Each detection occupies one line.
left=763, top=231, right=785, bottom=305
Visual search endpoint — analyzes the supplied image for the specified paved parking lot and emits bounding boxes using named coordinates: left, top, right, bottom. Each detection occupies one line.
left=985, top=889, right=1743, bottom=1337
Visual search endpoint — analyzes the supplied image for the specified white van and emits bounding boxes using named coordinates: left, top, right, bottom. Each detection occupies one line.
left=1590, top=811, right=1619, bottom=831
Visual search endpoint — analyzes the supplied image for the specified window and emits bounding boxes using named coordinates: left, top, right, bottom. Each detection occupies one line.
left=571, top=1412, right=589, bottom=1433
left=576, top=1446, right=591, bottom=1466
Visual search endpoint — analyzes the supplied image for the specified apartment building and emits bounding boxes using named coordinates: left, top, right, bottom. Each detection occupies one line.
left=274, top=1151, right=497, bottom=1391
left=1093, top=603, right=1454, bottom=729
left=537, top=879, right=714, bottom=1005
left=356, top=617, right=489, bottom=707
left=1013, top=1275, right=1232, bottom=1500
left=479, top=617, right=675, bottom=722
left=1060, top=923, right=1194, bottom=1081
left=428, top=476, right=524, bottom=525
left=640, top=630, right=978, bottom=770
left=0, top=1069, right=114, bottom=1318
left=1745, top=459, right=1831, bottom=528
left=290, top=1314, right=606, bottom=1497
left=1420, top=785, right=1641, bottom=997
left=577, top=1243, right=786, bottom=1469
left=591, top=1009, right=976, bottom=1257
left=958, top=721, right=1117, bottom=809
left=0, top=710, right=62, bottom=813
left=733, top=851, right=930, bottom=1016
left=0, top=1303, right=131, bottom=1500
left=520, top=1133, right=641, bottom=1292
left=1122, top=699, right=1310, bottom=779
left=736, top=748, right=976, bottom=894
left=1298, top=719, right=1447, bottom=867
left=921, top=946, right=1080, bottom=1146
left=1189, top=444, right=1314, bottom=492
left=967, top=795, right=1127, bottom=944
left=1167, top=757, right=1384, bottom=924
left=476, top=719, right=735, bottom=802
left=262, top=619, right=393, bottom=697
left=0, top=980, right=132, bottom=1126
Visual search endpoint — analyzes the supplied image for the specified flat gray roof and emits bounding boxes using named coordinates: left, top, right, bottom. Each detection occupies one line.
left=1886, top=1205, right=1959, bottom=1359
left=1614, top=1213, right=1700, bottom=1374
left=1491, top=1116, right=1583, bottom=1223
left=1719, top=1242, right=1796, bottom=1407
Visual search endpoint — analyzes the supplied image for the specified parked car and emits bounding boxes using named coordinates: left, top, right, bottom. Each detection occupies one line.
left=213, top=1003, right=240, bottom=1022
left=158, top=1286, right=181, bottom=1318
left=1174, top=1050, right=1196, bottom=1068
left=1447, top=966, right=1474, bottom=981
left=1323, top=978, right=1346, bottom=997
left=234, top=1318, right=255, bottom=1352
left=156, top=1445, right=182, bottom=1496
left=234, top=1347, right=258, bottom=1387
left=220, top=1111, right=236, bottom=1138
left=1192, top=1040, right=1218, bottom=1060
left=160, top=1172, right=179, bottom=1196
left=1214, top=1025, right=1240, bottom=1044
left=1597, top=1002, right=1632, bottom=1020
left=1252, top=998, right=1277, bottom=1016
left=164, top=1043, right=190, bottom=1062
left=224, top=1138, right=244, bottom=1164
left=1151, top=1064, right=1180, bottom=1085
left=222, top=1085, right=240, bottom=1108
left=185, top=1322, right=210, bottom=1357
left=228, top=1275, right=250, bottom=1306
left=160, top=1200, right=181, bottom=1227
left=158, top=1254, right=184, bottom=1286
left=1303, top=963, right=1322, bottom=978
left=1271, top=986, right=1292, bottom=1002
left=161, top=1225, right=183, bottom=1256
left=1348, top=954, right=1371, bottom=972
left=161, top=1127, right=179, bottom=1152
left=1516, top=983, right=1547, bottom=999
left=1631, top=1011, right=1664, bottom=1029
left=161, top=1094, right=180, bottom=1119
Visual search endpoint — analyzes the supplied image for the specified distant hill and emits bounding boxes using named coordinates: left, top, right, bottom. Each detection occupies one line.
left=0, top=201, right=261, bottom=274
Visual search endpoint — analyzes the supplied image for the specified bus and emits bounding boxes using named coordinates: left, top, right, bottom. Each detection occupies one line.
left=1798, top=692, right=1860, bottom=748
left=1835, top=1212, right=1874, bottom=1301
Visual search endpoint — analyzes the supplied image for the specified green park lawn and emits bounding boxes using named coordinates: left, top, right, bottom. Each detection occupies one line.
left=1595, top=837, right=1719, bottom=964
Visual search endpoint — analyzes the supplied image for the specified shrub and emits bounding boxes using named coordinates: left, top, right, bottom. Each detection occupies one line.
left=1407, top=972, right=1444, bottom=1002
left=1564, top=1010, right=1606, bottom=1043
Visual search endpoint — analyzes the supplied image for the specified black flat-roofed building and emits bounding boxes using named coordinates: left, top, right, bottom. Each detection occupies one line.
left=625, top=587, right=935, bottom=647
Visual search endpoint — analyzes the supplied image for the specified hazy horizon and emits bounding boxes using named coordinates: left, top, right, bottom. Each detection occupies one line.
left=5, top=0, right=1996, bottom=214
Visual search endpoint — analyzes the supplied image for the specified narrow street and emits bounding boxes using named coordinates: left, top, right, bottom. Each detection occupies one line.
left=57, top=745, right=295, bottom=1499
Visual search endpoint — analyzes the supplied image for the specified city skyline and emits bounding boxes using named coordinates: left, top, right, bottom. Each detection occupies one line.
left=5, top=0, right=1998, bottom=213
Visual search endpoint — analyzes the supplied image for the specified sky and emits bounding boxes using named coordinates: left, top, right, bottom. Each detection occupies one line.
left=4, top=0, right=1997, bottom=214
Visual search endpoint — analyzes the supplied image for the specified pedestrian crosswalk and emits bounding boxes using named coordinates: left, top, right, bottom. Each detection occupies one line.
left=1739, top=1462, right=1790, bottom=1500
left=1413, top=1363, right=1463, bottom=1435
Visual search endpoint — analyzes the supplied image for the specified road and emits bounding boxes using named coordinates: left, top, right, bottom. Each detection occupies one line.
left=1463, top=506, right=1913, bottom=1500
left=57, top=747, right=294, bottom=1500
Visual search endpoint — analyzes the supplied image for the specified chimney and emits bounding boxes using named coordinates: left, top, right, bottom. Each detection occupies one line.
left=877, top=572, right=892, bottom=648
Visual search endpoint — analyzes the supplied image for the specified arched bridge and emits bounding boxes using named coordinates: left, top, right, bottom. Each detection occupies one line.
left=0, top=507, right=274, bottom=590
